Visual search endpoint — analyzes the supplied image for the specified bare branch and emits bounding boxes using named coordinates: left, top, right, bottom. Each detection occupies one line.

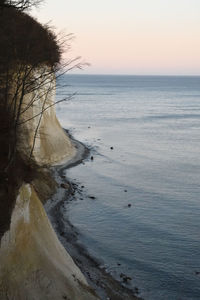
left=17, top=94, right=75, bottom=126
left=0, top=0, right=44, bottom=11
left=0, top=3, right=89, bottom=172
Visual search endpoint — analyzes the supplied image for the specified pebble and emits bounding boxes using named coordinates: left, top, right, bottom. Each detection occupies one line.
left=60, top=183, right=69, bottom=189
left=120, top=273, right=132, bottom=283
left=135, top=287, right=139, bottom=294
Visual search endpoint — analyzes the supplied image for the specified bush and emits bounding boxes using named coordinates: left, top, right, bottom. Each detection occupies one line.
left=0, top=6, right=61, bottom=69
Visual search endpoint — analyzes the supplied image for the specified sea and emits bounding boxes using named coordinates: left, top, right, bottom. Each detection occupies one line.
left=56, top=75, right=200, bottom=300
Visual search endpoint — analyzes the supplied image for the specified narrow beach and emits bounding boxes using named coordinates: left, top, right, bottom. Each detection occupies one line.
left=45, top=131, right=142, bottom=300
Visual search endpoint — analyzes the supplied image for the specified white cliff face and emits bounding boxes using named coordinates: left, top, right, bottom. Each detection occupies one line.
left=21, top=69, right=76, bottom=165
left=0, top=184, right=98, bottom=300
left=0, top=70, right=99, bottom=299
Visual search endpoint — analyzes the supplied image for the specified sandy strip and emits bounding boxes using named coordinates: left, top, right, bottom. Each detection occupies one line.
left=45, top=130, right=142, bottom=300
left=52, top=131, right=89, bottom=168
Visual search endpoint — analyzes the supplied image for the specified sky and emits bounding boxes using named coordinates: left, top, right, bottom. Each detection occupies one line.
left=33, top=0, right=200, bottom=75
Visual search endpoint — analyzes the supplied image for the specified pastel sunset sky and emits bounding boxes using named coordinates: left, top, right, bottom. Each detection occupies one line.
left=34, top=0, right=200, bottom=75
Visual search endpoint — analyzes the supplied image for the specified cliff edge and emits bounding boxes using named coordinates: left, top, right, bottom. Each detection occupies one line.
left=0, top=4, right=99, bottom=299
left=0, top=59, right=99, bottom=300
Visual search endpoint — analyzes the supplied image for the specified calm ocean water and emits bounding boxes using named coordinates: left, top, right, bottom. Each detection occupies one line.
left=56, top=75, right=200, bottom=300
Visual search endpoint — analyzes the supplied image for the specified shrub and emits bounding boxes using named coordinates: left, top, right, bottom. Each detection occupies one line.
left=0, top=7, right=61, bottom=69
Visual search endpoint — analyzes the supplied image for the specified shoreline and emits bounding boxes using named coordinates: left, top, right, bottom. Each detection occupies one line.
left=45, top=130, right=142, bottom=300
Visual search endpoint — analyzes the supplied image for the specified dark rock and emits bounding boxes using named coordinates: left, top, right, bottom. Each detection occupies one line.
left=134, top=287, right=139, bottom=294
left=128, top=204, right=131, bottom=207
left=124, top=189, right=127, bottom=192
left=110, top=146, right=114, bottom=150
left=120, top=273, right=132, bottom=283
left=91, top=156, right=94, bottom=160
left=89, top=196, right=96, bottom=200
left=81, top=185, right=85, bottom=188
left=60, top=183, right=70, bottom=189
left=195, top=271, right=200, bottom=275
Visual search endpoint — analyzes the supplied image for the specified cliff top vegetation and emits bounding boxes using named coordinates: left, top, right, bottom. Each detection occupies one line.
left=0, top=0, right=84, bottom=239
left=0, top=0, right=62, bottom=238
left=0, top=0, right=43, bottom=12
left=0, top=5, right=61, bottom=69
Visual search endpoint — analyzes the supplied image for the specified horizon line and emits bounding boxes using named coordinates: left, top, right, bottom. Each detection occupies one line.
left=66, top=73, right=200, bottom=77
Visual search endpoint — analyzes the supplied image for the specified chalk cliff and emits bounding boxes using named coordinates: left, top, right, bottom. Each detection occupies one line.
left=0, top=72, right=99, bottom=300
left=0, top=5, right=99, bottom=299
left=0, top=184, right=98, bottom=300
left=19, top=72, right=76, bottom=165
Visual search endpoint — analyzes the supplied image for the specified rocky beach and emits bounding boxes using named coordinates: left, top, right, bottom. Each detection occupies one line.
left=45, top=132, right=142, bottom=300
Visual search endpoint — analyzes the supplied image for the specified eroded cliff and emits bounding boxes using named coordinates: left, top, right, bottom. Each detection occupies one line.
left=0, top=69, right=100, bottom=299
left=0, top=4, right=99, bottom=299
left=20, top=72, right=76, bottom=165
left=0, top=184, right=98, bottom=300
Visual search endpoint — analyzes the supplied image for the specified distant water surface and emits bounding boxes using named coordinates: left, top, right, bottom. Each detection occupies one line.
left=56, top=75, right=200, bottom=300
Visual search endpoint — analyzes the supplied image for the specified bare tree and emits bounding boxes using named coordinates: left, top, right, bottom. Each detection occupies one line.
left=0, top=0, right=43, bottom=11
left=0, top=5, right=86, bottom=173
left=0, top=0, right=89, bottom=242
